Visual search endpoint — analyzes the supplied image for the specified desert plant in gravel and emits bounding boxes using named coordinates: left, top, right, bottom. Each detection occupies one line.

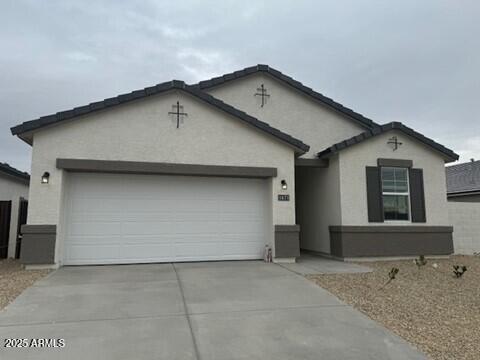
left=453, top=265, right=467, bottom=278
left=379, top=267, right=399, bottom=289
left=414, top=255, right=427, bottom=268
left=308, top=256, right=479, bottom=360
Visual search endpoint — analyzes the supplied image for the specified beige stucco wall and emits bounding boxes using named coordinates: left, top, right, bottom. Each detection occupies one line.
left=447, top=199, right=480, bottom=254
left=296, top=155, right=341, bottom=254
left=338, top=130, right=451, bottom=226
left=206, top=73, right=367, bottom=158
left=0, top=175, right=29, bottom=258
left=28, top=90, right=297, bottom=264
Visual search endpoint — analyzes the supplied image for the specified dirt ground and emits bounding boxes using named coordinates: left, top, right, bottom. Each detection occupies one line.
left=0, top=259, right=50, bottom=310
left=308, top=255, right=479, bottom=360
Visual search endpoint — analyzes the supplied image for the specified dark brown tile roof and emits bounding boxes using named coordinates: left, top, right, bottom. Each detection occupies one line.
left=446, top=160, right=480, bottom=195
left=0, top=162, right=30, bottom=183
left=10, top=80, right=309, bottom=154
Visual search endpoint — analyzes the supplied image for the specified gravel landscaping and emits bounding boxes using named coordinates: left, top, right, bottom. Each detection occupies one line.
left=0, top=259, right=50, bottom=310
left=308, top=255, right=479, bottom=360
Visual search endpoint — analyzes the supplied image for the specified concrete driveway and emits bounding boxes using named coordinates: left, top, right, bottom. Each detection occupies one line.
left=0, top=261, right=425, bottom=360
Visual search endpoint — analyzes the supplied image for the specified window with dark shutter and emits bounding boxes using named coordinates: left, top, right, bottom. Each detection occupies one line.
left=366, top=166, right=384, bottom=222
left=409, top=168, right=426, bottom=222
left=381, top=167, right=410, bottom=221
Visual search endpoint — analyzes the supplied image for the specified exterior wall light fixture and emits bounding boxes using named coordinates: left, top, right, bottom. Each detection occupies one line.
left=41, top=172, right=50, bottom=184
left=281, top=179, right=287, bottom=190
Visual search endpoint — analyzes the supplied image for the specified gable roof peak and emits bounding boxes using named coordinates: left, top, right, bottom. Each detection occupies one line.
left=10, top=79, right=309, bottom=154
left=317, top=121, right=458, bottom=163
left=170, top=80, right=186, bottom=88
left=194, top=64, right=380, bottom=130
left=256, top=64, right=269, bottom=71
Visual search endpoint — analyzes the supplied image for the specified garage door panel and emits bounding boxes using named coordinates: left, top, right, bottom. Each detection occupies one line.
left=122, top=199, right=220, bottom=212
left=222, top=241, right=265, bottom=256
left=174, top=241, right=223, bottom=258
left=217, top=221, right=266, bottom=234
left=220, top=200, right=263, bottom=213
left=122, top=211, right=220, bottom=223
left=72, top=197, right=124, bottom=213
left=172, top=221, right=228, bottom=235
left=169, top=199, right=219, bottom=212
left=171, top=233, right=221, bottom=248
left=66, top=244, right=122, bottom=264
left=118, top=244, right=174, bottom=261
left=70, top=222, right=122, bottom=236
left=170, top=211, right=220, bottom=222
left=64, top=174, right=269, bottom=265
left=121, top=221, right=178, bottom=235
left=221, top=234, right=265, bottom=243
left=67, top=235, right=122, bottom=245
left=121, top=221, right=226, bottom=235
left=69, top=212, right=124, bottom=223
left=220, top=213, right=261, bottom=222
left=121, top=235, right=173, bottom=245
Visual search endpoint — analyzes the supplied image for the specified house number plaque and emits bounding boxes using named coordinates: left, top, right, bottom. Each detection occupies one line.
left=278, top=194, right=290, bottom=201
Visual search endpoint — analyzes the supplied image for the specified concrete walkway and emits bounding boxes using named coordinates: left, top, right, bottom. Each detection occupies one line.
left=0, top=261, right=424, bottom=360
left=280, top=253, right=372, bottom=275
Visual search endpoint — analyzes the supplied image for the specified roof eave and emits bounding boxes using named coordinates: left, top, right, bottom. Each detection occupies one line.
left=447, top=190, right=480, bottom=197
left=0, top=164, right=30, bottom=184
left=11, top=81, right=309, bottom=155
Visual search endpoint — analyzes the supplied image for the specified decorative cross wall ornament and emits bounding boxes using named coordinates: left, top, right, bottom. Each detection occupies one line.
left=254, top=84, right=270, bottom=107
left=168, top=101, right=188, bottom=128
left=387, top=136, right=403, bottom=151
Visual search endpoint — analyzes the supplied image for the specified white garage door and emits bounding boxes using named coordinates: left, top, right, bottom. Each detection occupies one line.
left=64, top=173, right=270, bottom=265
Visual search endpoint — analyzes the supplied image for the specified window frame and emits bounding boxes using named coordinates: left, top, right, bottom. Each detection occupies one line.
left=380, top=166, right=411, bottom=222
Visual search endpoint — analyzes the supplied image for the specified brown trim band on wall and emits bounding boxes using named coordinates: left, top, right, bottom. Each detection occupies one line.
left=329, top=226, right=452, bottom=233
left=295, top=158, right=329, bottom=168
left=20, top=224, right=56, bottom=265
left=57, top=159, right=278, bottom=179
left=274, top=225, right=300, bottom=258
left=329, top=225, right=453, bottom=258
left=21, top=225, right=57, bottom=234
left=377, top=158, right=413, bottom=168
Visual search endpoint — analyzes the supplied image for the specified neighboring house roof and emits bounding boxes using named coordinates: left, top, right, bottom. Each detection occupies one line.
left=194, top=64, right=381, bottom=130
left=446, top=160, right=480, bottom=196
left=0, top=162, right=30, bottom=184
left=10, top=81, right=309, bottom=154
left=317, top=122, right=459, bottom=163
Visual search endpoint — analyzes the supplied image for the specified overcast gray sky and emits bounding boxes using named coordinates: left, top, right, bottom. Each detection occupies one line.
left=1, top=0, right=479, bottom=172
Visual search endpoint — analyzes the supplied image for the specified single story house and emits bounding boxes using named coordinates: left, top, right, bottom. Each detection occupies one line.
left=0, top=162, right=29, bottom=259
left=446, top=159, right=480, bottom=254
left=11, top=64, right=458, bottom=268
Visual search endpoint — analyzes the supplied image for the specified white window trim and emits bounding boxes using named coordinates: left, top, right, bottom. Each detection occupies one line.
left=381, top=167, right=412, bottom=222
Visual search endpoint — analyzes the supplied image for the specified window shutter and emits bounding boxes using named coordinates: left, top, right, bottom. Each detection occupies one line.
left=366, top=166, right=384, bottom=222
left=409, top=168, right=426, bottom=222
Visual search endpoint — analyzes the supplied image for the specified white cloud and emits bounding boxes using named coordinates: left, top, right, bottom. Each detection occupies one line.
left=65, top=51, right=97, bottom=63
left=161, top=25, right=207, bottom=40
left=176, top=48, right=237, bottom=82
left=455, top=136, right=480, bottom=163
left=1, top=0, right=480, bottom=171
